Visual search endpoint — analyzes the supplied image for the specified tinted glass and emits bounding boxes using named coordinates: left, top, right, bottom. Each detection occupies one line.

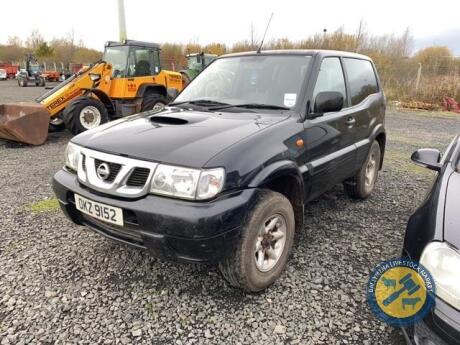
left=176, top=55, right=313, bottom=109
left=313, top=57, right=346, bottom=106
left=343, top=58, right=379, bottom=106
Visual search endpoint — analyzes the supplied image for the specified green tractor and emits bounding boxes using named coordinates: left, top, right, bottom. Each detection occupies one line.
left=180, top=52, right=217, bottom=86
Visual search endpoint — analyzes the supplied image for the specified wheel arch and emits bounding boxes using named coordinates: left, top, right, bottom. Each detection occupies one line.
left=136, top=83, right=167, bottom=98
left=370, top=124, right=386, bottom=170
left=82, top=88, right=115, bottom=115
left=248, top=161, right=305, bottom=233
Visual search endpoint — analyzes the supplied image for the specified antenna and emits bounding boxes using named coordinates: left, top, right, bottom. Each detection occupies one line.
left=257, top=12, right=274, bottom=53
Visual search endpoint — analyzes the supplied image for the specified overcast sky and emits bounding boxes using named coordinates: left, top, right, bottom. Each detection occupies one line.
left=1, top=0, right=459, bottom=53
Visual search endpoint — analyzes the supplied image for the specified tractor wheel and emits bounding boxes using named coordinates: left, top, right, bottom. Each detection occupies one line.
left=18, top=78, right=27, bottom=87
left=141, top=93, right=167, bottom=113
left=63, top=97, right=109, bottom=135
left=180, top=72, right=192, bottom=87
left=38, top=77, right=45, bottom=87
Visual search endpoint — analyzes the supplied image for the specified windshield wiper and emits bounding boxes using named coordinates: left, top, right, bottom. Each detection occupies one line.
left=169, top=99, right=230, bottom=107
left=209, top=103, right=290, bottom=111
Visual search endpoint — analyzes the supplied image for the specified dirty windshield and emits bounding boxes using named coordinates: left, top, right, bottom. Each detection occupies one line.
left=103, top=46, right=129, bottom=78
left=175, top=55, right=312, bottom=109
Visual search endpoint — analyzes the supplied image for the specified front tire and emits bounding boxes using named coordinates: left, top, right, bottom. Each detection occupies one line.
left=63, top=97, right=108, bottom=135
left=141, top=93, right=167, bottom=113
left=344, top=140, right=381, bottom=199
left=219, top=190, right=295, bottom=292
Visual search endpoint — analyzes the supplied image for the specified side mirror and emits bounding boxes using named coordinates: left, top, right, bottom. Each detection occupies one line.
left=167, top=87, right=179, bottom=101
left=309, top=91, right=343, bottom=119
left=411, top=148, right=442, bottom=171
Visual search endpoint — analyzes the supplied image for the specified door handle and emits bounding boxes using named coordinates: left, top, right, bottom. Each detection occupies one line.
left=346, top=116, right=356, bottom=126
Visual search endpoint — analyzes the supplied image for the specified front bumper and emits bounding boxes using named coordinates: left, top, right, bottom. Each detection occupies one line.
left=402, top=298, right=460, bottom=345
left=53, top=169, right=257, bottom=263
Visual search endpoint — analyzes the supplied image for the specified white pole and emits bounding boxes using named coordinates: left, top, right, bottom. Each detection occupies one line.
left=118, top=0, right=128, bottom=42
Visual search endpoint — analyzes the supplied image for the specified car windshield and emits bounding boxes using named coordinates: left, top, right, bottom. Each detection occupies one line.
left=30, top=65, right=40, bottom=73
left=175, top=55, right=313, bottom=110
left=103, top=46, right=129, bottom=78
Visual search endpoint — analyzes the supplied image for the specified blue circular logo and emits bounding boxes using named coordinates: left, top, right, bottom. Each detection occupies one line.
left=367, top=258, right=436, bottom=327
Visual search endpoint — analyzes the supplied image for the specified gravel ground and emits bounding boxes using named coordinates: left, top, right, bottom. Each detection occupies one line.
left=1, top=79, right=460, bottom=344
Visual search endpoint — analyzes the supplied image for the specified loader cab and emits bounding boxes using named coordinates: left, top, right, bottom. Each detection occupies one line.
left=103, top=40, right=162, bottom=79
left=186, top=53, right=217, bottom=71
left=103, top=40, right=163, bottom=98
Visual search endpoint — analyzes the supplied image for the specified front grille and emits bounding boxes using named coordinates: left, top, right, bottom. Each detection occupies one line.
left=76, top=147, right=158, bottom=198
left=126, top=168, right=150, bottom=187
left=94, top=159, right=121, bottom=182
left=81, top=214, right=144, bottom=245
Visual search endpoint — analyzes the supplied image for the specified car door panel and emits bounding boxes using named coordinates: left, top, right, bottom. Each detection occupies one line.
left=300, top=56, right=357, bottom=200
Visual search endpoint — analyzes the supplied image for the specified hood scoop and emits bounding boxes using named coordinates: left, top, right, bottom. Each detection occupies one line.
left=150, top=116, right=188, bottom=125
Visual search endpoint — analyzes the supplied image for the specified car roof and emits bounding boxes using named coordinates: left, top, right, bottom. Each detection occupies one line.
left=221, top=49, right=372, bottom=61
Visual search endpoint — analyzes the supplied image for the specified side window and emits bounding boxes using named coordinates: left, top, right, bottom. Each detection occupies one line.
left=127, top=48, right=156, bottom=77
left=343, top=58, right=379, bottom=106
left=313, top=57, right=347, bottom=109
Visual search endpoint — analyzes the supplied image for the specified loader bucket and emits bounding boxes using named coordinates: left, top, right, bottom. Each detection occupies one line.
left=0, top=103, right=50, bottom=145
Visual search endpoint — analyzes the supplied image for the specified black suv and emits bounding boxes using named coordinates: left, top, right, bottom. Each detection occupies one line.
left=53, top=50, right=386, bottom=291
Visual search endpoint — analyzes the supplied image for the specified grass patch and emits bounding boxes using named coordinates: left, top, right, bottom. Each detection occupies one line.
left=27, top=198, right=60, bottom=213
left=384, top=150, right=432, bottom=176
left=388, top=133, right=424, bottom=147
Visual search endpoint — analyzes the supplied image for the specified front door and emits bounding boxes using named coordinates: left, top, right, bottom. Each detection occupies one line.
left=302, top=56, right=356, bottom=200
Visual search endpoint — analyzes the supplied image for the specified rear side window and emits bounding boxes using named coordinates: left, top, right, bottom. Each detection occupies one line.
left=343, top=58, right=379, bottom=106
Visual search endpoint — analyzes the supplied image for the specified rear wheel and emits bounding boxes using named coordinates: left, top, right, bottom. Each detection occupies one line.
left=180, top=72, right=192, bottom=87
left=141, top=93, right=167, bottom=113
left=344, top=140, right=381, bottom=199
left=219, top=190, right=295, bottom=292
left=63, top=97, right=108, bottom=135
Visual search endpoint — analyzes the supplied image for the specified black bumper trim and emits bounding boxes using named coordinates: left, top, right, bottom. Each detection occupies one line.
left=53, top=169, right=255, bottom=263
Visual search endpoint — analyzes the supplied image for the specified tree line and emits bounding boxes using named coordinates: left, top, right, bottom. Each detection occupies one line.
left=1, top=27, right=458, bottom=103
left=0, top=30, right=102, bottom=67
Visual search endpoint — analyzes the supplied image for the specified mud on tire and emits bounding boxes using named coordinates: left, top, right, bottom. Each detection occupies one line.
left=218, top=190, right=295, bottom=292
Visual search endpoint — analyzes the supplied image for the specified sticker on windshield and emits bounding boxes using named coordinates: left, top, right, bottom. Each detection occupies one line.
left=284, top=93, right=297, bottom=107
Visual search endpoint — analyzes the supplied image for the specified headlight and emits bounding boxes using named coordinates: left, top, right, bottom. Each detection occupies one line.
left=64, top=142, right=82, bottom=171
left=150, top=164, right=224, bottom=200
left=420, top=242, right=460, bottom=309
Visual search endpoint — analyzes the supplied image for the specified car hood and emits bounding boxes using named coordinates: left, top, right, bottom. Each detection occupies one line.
left=72, top=108, right=289, bottom=167
left=444, top=171, right=460, bottom=249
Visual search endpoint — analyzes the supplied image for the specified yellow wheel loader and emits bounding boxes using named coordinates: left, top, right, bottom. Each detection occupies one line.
left=0, top=40, right=183, bottom=145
